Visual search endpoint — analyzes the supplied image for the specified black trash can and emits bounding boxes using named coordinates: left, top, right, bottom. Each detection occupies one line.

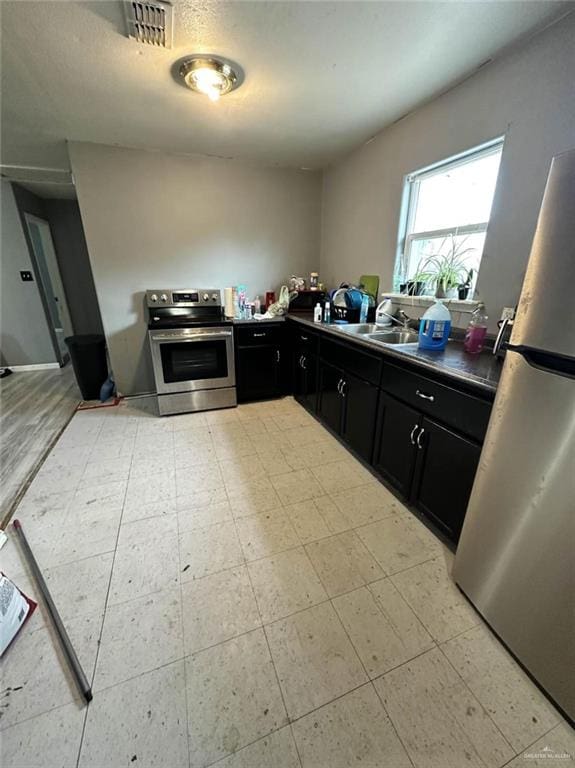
left=65, top=335, right=108, bottom=400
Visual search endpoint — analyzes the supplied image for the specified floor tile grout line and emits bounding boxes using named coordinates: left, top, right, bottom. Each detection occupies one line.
left=436, top=639, right=520, bottom=757
left=500, top=722, right=566, bottom=765
left=370, top=679, right=417, bottom=768
left=74, top=425, right=135, bottom=768
left=222, top=478, right=303, bottom=767
left=289, top=533, right=414, bottom=767
left=173, top=436, right=194, bottom=768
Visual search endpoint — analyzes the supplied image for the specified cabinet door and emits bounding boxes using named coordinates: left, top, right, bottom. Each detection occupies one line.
left=302, top=353, right=318, bottom=413
left=236, top=346, right=281, bottom=401
left=373, top=393, right=420, bottom=497
left=341, top=373, right=379, bottom=462
left=318, top=362, right=343, bottom=434
left=412, top=417, right=481, bottom=543
left=292, top=349, right=306, bottom=402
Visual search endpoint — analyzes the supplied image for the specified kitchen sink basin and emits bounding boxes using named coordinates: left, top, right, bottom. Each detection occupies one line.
left=337, top=323, right=382, bottom=334
left=368, top=330, right=419, bottom=345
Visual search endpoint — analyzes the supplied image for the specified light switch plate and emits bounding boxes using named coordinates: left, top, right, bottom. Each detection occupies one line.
left=500, top=306, right=515, bottom=322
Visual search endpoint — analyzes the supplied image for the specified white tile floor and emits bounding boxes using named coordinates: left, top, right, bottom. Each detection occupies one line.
left=1, top=396, right=572, bottom=768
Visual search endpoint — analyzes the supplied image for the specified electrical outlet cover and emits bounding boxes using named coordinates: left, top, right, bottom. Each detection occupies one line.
left=501, top=307, right=515, bottom=321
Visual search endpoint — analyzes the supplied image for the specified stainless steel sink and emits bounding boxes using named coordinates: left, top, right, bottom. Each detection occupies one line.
left=367, top=330, right=419, bottom=345
left=336, top=323, right=382, bottom=335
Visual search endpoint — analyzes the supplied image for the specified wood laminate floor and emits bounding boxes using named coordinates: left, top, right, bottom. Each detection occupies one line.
left=0, top=365, right=80, bottom=523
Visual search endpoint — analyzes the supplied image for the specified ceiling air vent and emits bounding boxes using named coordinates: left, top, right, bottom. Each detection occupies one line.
left=123, top=1, right=173, bottom=48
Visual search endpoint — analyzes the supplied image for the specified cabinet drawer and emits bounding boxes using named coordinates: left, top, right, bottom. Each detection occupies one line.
left=381, top=363, right=491, bottom=442
left=320, top=338, right=382, bottom=386
left=293, top=327, right=319, bottom=354
left=236, top=324, right=284, bottom=347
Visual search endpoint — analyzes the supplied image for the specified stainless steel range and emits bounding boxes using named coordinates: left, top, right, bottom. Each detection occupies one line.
left=147, top=289, right=236, bottom=416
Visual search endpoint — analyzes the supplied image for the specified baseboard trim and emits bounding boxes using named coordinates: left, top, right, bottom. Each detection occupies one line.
left=8, top=363, right=60, bottom=371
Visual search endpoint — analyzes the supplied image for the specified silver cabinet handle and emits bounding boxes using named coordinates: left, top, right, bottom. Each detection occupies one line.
left=301, top=356, right=307, bottom=370
left=253, top=332, right=266, bottom=337
left=276, top=349, right=281, bottom=363
left=416, top=389, right=434, bottom=402
left=298, top=355, right=303, bottom=368
left=301, top=335, right=308, bottom=341
left=340, top=379, right=347, bottom=397
left=410, top=424, right=419, bottom=445
left=416, top=428, right=425, bottom=450
left=337, top=379, right=343, bottom=395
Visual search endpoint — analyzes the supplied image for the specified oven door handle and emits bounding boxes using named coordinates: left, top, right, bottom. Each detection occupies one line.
left=150, top=329, right=233, bottom=342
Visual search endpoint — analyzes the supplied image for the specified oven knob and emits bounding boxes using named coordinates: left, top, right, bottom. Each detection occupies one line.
left=202, top=293, right=209, bottom=301
left=211, top=293, right=218, bottom=301
left=160, top=293, right=168, bottom=302
left=150, top=294, right=158, bottom=302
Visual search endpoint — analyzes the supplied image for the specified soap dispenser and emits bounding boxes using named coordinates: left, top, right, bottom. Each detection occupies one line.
left=464, top=303, right=488, bottom=354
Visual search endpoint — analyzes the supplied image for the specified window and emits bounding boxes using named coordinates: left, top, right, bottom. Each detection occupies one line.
left=395, top=139, right=503, bottom=296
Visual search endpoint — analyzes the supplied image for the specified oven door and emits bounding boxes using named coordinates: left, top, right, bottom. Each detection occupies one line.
left=149, top=327, right=235, bottom=395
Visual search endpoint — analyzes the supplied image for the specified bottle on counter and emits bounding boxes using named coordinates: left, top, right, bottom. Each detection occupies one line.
left=254, top=295, right=261, bottom=314
left=314, top=303, right=323, bottom=323
left=418, top=300, right=451, bottom=351
left=359, top=293, right=369, bottom=324
left=310, top=272, right=319, bottom=290
left=375, top=296, right=393, bottom=326
left=464, top=303, right=488, bottom=354
left=323, top=300, right=331, bottom=324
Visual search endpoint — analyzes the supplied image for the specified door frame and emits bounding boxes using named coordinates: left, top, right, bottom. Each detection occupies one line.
left=22, top=213, right=72, bottom=366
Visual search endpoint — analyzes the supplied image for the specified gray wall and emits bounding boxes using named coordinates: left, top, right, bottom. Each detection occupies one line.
left=69, top=142, right=322, bottom=395
left=44, top=199, right=104, bottom=336
left=0, top=180, right=57, bottom=365
left=320, top=13, right=575, bottom=331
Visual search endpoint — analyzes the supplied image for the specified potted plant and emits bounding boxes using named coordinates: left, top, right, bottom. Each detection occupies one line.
left=416, top=235, right=475, bottom=298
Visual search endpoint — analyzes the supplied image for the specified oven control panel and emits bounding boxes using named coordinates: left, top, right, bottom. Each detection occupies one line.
left=146, top=290, right=221, bottom=308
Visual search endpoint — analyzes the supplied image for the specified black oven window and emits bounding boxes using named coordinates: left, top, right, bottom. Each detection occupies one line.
left=160, top=340, right=228, bottom=384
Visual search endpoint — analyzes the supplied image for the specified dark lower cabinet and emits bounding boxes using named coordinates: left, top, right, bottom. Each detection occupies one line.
left=341, top=372, right=379, bottom=462
left=373, top=392, right=482, bottom=543
left=236, top=345, right=284, bottom=401
left=412, top=417, right=481, bottom=541
left=318, top=362, right=379, bottom=462
left=318, top=362, right=343, bottom=433
left=293, top=351, right=318, bottom=412
left=286, top=319, right=492, bottom=545
left=373, top=393, right=420, bottom=497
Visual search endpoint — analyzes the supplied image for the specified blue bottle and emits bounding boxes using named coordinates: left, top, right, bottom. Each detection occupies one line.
left=359, top=293, right=369, bottom=323
left=418, top=300, right=451, bottom=351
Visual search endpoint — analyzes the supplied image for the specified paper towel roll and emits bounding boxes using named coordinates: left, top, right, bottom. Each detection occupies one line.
left=224, top=287, right=234, bottom=318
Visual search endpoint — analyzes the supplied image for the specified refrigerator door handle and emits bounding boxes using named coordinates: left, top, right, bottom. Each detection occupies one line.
left=493, top=317, right=510, bottom=356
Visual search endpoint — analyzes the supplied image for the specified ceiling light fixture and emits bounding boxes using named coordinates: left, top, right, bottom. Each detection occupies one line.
left=178, top=56, right=242, bottom=102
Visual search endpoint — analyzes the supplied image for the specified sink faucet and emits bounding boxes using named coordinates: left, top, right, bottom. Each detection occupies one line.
left=376, top=305, right=412, bottom=329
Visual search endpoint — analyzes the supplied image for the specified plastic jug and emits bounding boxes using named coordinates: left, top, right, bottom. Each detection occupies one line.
left=375, top=297, right=393, bottom=326
left=418, top=300, right=451, bottom=351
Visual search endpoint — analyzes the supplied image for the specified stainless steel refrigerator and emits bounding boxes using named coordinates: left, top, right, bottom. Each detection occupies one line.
left=454, top=149, right=575, bottom=722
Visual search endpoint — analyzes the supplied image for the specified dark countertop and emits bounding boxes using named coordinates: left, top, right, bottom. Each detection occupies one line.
left=232, top=316, right=286, bottom=324
left=287, top=315, right=502, bottom=394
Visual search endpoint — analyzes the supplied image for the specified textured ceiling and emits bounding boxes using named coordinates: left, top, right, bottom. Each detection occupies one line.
left=0, top=0, right=570, bottom=185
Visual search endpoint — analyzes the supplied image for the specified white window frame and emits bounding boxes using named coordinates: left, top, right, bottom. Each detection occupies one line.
left=396, top=137, right=504, bottom=288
